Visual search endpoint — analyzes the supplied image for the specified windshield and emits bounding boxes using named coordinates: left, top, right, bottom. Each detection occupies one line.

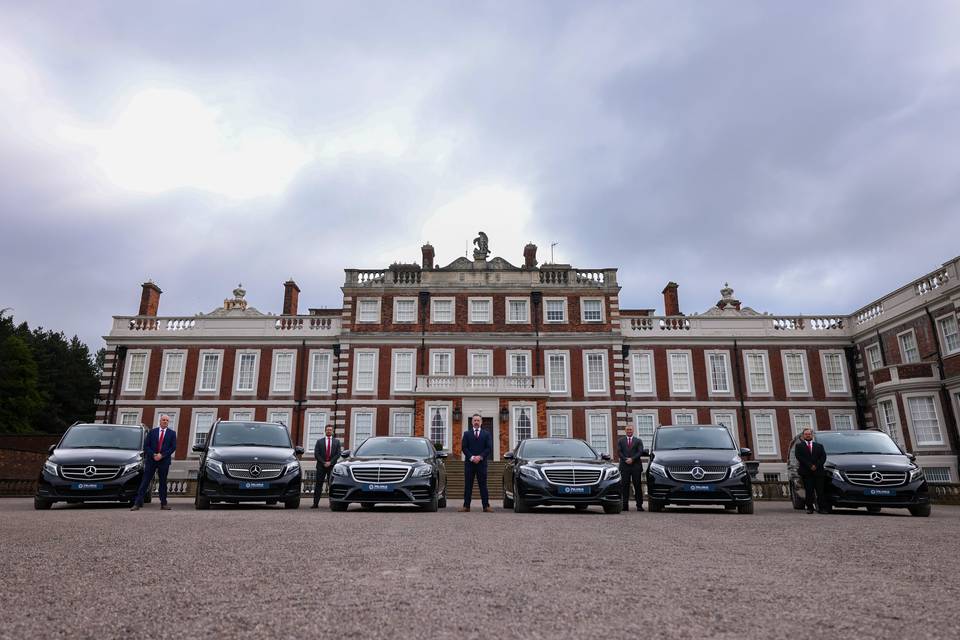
left=815, top=431, right=903, bottom=455
left=654, top=427, right=735, bottom=451
left=211, top=422, right=292, bottom=448
left=59, top=425, right=143, bottom=450
left=354, top=437, right=434, bottom=457
left=520, top=439, right=598, bottom=459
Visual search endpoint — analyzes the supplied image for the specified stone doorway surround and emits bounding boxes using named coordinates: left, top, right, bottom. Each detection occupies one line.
left=461, top=398, right=500, bottom=460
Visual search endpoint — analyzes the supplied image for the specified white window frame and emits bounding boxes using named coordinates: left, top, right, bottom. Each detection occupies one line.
left=509, top=402, right=538, bottom=450
left=547, top=410, right=572, bottom=438
left=267, top=408, right=292, bottom=430
left=820, top=350, right=849, bottom=395
left=875, top=396, right=904, bottom=447
left=351, top=408, right=377, bottom=450
left=507, top=350, right=532, bottom=378
left=391, top=349, right=416, bottom=393
left=544, top=297, right=567, bottom=324
left=389, top=409, right=414, bottom=437
left=829, top=410, right=856, bottom=431
left=705, top=350, right=733, bottom=396
left=580, top=297, right=605, bottom=323
left=229, top=408, right=255, bottom=422
left=750, top=410, right=780, bottom=458
left=308, top=349, right=333, bottom=393
left=924, top=467, right=953, bottom=484
left=195, top=349, right=224, bottom=394
left=392, top=297, right=418, bottom=324
left=506, top=297, right=530, bottom=324
left=189, top=408, right=217, bottom=453
left=545, top=350, right=571, bottom=395
left=468, top=297, right=493, bottom=324
left=123, top=349, right=151, bottom=393
left=270, top=349, right=297, bottom=395
left=356, top=297, right=381, bottom=324
left=630, top=350, right=655, bottom=395
left=582, top=350, right=608, bottom=394
left=671, top=409, right=697, bottom=426
left=468, top=349, right=493, bottom=377
left=586, top=410, right=611, bottom=454
left=353, top=349, right=379, bottom=394
left=159, top=349, right=187, bottom=395
left=897, top=329, right=920, bottom=364
left=667, top=350, right=694, bottom=395
left=233, top=350, right=261, bottom=394
left=117, top=408, right=142, bottom=426
left=430, top=297, right=455, bottom=324
left=711, top=410, right=739, bottom=447
left=744, top=350, right=771, bottom=395
left=303, top=410, right=329, bottom=454
left=936, top=312, right=960, bottom=355
left=425, top=402, right=453, bottom=451
left=789, top=410, right=817, bottom=437
left=632, top=410, right=658, bottom=450
left=903, top=393, right=946, bottom=448
left=429, top=349, right=455, bottom=377
left=781, top=350, right=810, bottom=395
left=154, top=409, right=180, bottom=433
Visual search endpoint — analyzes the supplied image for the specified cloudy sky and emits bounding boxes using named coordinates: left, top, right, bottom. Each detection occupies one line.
left=2, top=1, right=959, bottom=349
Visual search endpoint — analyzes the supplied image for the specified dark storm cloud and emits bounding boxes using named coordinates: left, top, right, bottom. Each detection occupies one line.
left=1, top=1, right=959, bottom=348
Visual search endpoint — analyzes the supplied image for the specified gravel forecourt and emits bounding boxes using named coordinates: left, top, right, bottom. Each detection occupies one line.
left=1, top=498, right=958, bottom=640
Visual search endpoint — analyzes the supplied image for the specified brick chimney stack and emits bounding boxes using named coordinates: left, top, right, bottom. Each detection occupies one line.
left=662, top=282, right=681, bottom=316
left=138, top=281, right=162, bottom=317
left=523, top=242, right=538, bottom=268
left=282, top=279, right=300, bottom=316
left=421, top=243, right=435, bottom=270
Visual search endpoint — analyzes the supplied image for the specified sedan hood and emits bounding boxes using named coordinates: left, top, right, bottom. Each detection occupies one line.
left=651, top=449, right=739, bottom=466
left=825, top=454, right=913, bottom=472
left=207, top=446, right=294, bottom=463
left=51, top=448, right=141, bottom=466
left=528, top=458, right=610, bottom=467
left=346, top=456, right=425, bottom=464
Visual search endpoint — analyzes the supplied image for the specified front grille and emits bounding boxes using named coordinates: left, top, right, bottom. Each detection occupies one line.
left=668, top=464, right=728, bottom=483
left=350, top=465, right=410, bottom=483
left=60, top=465, right=121, bottom=481
left=844, top=470, right=907, bottom=487
left=543, top=467, right=603, bottom=486
left=225, top=463, right=284, bottom=480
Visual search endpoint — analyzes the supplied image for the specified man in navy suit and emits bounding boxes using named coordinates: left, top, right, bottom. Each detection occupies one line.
left=794, top=427, right=828, bottom=514
left=131, top=414, right=177, bottom=511
left=459, top=413, right=493, bottom=512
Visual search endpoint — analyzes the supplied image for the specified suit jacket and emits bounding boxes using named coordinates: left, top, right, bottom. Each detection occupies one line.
left=314, top=436, right=342, bottom=466
left=794, top=440, right=827, bottom=477
left=461, top=428, right=493, bottom=467
left=617, top=435, right=644, bottom=467
left=145, top=427, right=177, bottom=465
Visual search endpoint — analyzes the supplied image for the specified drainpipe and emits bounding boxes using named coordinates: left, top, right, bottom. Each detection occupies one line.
left=732, top=340, right=750, bottom=451
left=332, top=343, right=342, bottom=447
left=923, top=307, right=960, bottom=471
left=418, top=291, right=429, bottom=375
left=294, top=339, right=307, bottom=445
left=844, top=344, right=867, bottom=430
left=109, top=345, right=127, bottom=424
left=531, top=291, right=542, bottom=382
left=876, top=329, right=887, bottom=366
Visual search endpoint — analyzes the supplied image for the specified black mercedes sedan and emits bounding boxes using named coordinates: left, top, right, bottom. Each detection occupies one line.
left=502, top=438, right=623, bottom=513
left=35, top=422, right=149, bottom=509
left=193, top=420, right=304, bottom=509
left=328, top=437, right=448, bottom=511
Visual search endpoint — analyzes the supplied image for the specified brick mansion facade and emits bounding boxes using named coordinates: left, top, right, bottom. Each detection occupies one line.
left=95, top=239, right=960, bottom=483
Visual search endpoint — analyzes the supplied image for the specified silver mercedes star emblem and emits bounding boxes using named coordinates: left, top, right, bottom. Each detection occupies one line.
left=249, top=465, right=262, bottom=477
left=870, top=471, right=883, bottom=483
left=83, top=465, right=97, bottom=477
left=691, top=466, right=706, bottom=480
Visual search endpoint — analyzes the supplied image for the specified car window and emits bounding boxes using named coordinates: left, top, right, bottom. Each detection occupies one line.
left=815, top=431, right=902, bottom=455
left=520, top=439, right=597, bottom=459
left=211, top=422, right=292, bottom=447
left=354, top=438, right=433, bottom=457
left=59, top=425, right=143, bottom=450
left=654, top=427, right=735, bottom=450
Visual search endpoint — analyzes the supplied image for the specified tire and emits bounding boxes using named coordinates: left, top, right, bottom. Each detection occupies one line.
left=648, top=499, right=664, bottom=513
left=438, top=492, right=447, bottom=509
left=502, top=491, right=514, bottom=509
left=513, top=492, right=529, bottom=513
left=422, top=494, right=439, bottom=512
left=737, top=501, right=755, bottom=515
left=34, top=497, right=53, bottom=510
left=909, top=504, right=931, bottom=517
left=603, top=502, right=623, bottom=514
left=195, top=494, right=210, bottom=510
left=574, top=504, right=589, bottom=511
left=329, top=500, right=348, bottom=512
left=867, top=505, right=882, bottom=514
left=284, top=497, right=300, bottom=509
left=789, top=486, right=804, bottom=510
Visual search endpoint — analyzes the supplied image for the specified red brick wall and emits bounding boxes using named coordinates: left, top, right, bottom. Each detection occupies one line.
left=0, top=449, right=47, bottom=480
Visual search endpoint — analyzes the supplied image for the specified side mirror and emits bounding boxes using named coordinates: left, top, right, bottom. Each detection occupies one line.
left=192, top=444, right=207, bottom=453
left=294, top=446, right=305, bottom=457
left=435, top=451, right=448, bottom=459
left=739, top=448, right=752, bottom=458
left=503, top=452, right=515, bottom=460
left=48, top=445, right=56, bottom=455
left=340, top=450, right=351, bottom=458
left=600, top=453, right=612, bottom=461
left=907, top=453, right=916, bottom=462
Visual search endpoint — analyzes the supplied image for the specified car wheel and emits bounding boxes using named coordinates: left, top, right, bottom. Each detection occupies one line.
left=361, top=502, right=375, bottom=510
left=737, top=501, right=755, bottom=515
left=789, top=486, right=804, bottom=510
left=648, top=499, right=664, bottom=513
left=502, top=491, right=514, bottom=509
left=422, top=494, right=439, bottom=512
left=574, top=504, right=589, bottom=511
left=867, top=505, right=881, bottom=514
left=909, top=504, right=931, bottom=517
left=438, top=492, right=447, bottom=509
left=34, top=497, right=53, bottom=510
left=513, top=492, right=529, bottom=513
left=602, top=502, right=622, bottom=514
left=284, top=497, right=300, bottom=509
left=329, top=500, right=347, bottom=512
left=195, top=494, right=211, bottom=510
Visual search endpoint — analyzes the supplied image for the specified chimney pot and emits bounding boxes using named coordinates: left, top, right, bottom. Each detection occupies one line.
left=662, top=281, right=681, bottom=316
left=421, top=243, right=435, bottom=270
left=283, top=279, right=301, bottom=316
left=138, top=281, right=162, bottom=317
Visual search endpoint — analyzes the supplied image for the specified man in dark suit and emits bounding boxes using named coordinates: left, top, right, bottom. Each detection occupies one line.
left=312, top=424, right=341, bottom=509
left=794, top=428, right=828, bottom=514
left=617, top=424, right=645, bottom=511
left=131, top=414, right=177, bottom=511
left=459, top=413, right=493, bottom=512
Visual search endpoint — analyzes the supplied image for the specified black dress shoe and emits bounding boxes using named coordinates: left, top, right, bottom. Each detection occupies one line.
left=130, top=504, right=141, bottom=511
left=806, top=509, right=815, bottom=514
left=161, top=504, right=171, bottom=510
left=310, top=505, right=319, bottom=509
left=636, top=506, right=644, bottom=512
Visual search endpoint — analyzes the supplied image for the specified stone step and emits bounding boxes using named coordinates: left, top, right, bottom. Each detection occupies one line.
left=445, top=460, right=506, bottom=500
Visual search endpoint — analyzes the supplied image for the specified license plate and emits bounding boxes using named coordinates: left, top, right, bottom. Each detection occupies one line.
left=685, top=484, right=715, bottom=492
left=367, top=484, right=393, bottom=492
left=240, top=481, right=268, bottom=490
left=71, top=482, right=103, bottom=490
left=864, top=488, right=895, bottom=497
left=558, top=486, right=589, bottom=495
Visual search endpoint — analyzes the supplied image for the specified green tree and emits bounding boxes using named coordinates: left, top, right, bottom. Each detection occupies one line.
left=0, top=335, right=44, bottom=434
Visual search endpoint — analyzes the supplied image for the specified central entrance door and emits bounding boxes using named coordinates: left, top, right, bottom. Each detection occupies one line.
left=480, top=417, right=494, bottom=453
left=461, top=398, right=500, bottom=460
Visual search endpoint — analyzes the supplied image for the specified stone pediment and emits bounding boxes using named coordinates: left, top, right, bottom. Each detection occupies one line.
left=698, top=305, right=763, bottom=317
left=439, top=256, right=520, bottom=271
left=202, top=306, right=268, bottom=317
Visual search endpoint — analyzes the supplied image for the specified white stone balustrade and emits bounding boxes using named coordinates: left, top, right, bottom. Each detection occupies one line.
left=414, top=375, right=547, bottom=396
left=111, top=315, right=341, bottom=338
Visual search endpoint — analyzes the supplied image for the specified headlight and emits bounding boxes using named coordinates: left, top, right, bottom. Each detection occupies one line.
left=285, top=460, right=301, bottom=475
left=649, top=462, right=668, bottom=478
left=909, top=467, right=925, bottom=482
left=519, top=465, right=542, bottom=480
left=43, top=460, right=59, bottom=476
left=828, top=467, right=843, bottom=482
left=729, top=462, right=745, bottom=477
left=605, top=467, right=621, bottom=481
left=205, top=458, right=224, bottom=474
left=122, top=460, right=144, bottom=476
left=412, top=465, right=433, bottom=478
left=331, top=463, right=348, bottom=477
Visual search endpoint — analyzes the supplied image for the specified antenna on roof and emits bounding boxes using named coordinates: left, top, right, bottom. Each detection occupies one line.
left=550, top=242, right=559, bottom=263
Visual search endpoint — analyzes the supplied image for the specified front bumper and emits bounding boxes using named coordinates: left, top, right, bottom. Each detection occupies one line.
left=509, top=474, right=622, bottom=506
left=646, top=471, right=752, bottom=506
left=36, top=470, right=144, bottom=503
left=826, top=477, right=929, bottom=509
left=329, top=475, right=437, bottom=505
left=199, top=469, right=302, bottom=502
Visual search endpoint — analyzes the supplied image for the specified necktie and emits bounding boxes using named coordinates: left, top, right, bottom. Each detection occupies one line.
left=326, top=437, right=331, bottom=461
left=475, top=429, right=480, bottom=439
left=628, top=436, right=632, bottom=450
left=158, top=429, right=165, bottom=454
left=808, top=441, right=813, bottom=453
